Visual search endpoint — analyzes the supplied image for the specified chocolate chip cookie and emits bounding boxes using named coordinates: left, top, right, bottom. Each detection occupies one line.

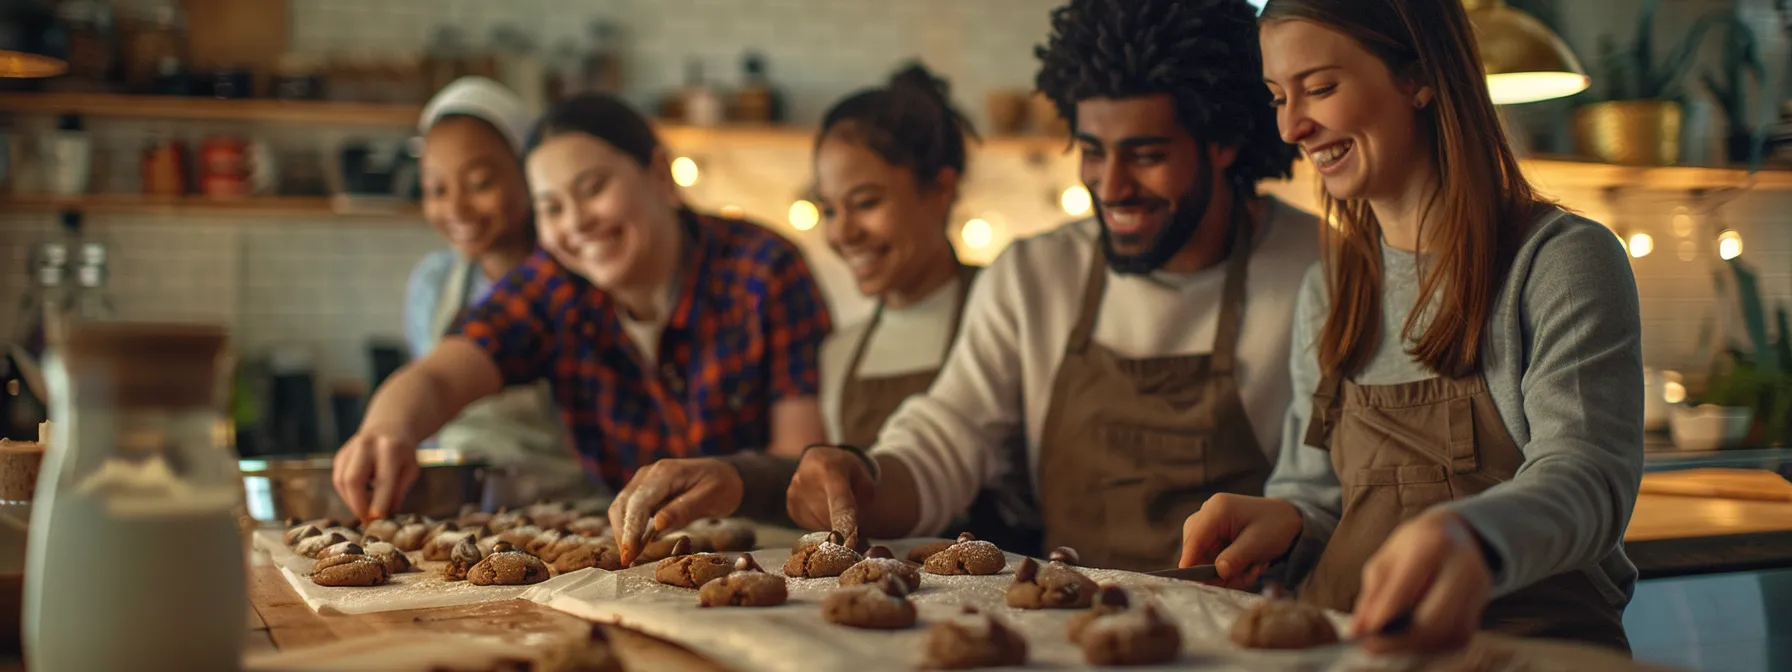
left=1071, top=585, right=1181, bottom=666
left=487, top=509, right=533, bottom=533
left=283, top=521, right=325, bottom=547
left=456, top=503, right=495, bottom=529
left=358, top=535, right=416, bottom=574
left=526, top=528, right=565, bottom=557
left=552, top=540, right=623, bottom=573
left=785, top=531, right=862, bottom=578
left=906, top=541, right=953, bottom=564
left=319, top=526, right=362, bottom=544
left=821, top=576, right=916, bottom=630
left=295, top=531, right=348, bottom=559
left=361, top=518, right=401, bottom=542
left=635, top=532, right=700, bottom=565
left=468, top=540, right=551, bottom=586
left=839, top=546, right=922, bottom=593
left=921, top=533, right=1005, bottom=576
left=922, top=606, right=1029, bottom=669
left=681, top=517, right=757, bottom=552
left=565, top=516, right=610, bottom=537
left=425, top=526, right=487, bottom=562
left=391, top=522, right=433, bottom=551
left=442, top=536, right=484, bottom=582
left=698, top=554, right=788, bottom=607
left=1006, top=557, right=1096, bottom=609
left=1230, top=598, right=1339, bottom=650
left=654, top=538, right=734, bottom=588
left=311, top=544, right=391, bottom=587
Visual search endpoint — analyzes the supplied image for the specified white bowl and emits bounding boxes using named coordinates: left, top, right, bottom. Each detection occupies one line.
left=1668, top=404, right=1755, bottom=451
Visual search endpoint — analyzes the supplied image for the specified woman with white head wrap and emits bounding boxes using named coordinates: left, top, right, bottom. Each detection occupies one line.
left=402, top=77, right=586, bottom=504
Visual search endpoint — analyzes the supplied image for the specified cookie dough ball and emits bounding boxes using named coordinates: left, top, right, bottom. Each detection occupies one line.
left=310, top=545, right=391, bottom=587
left=526, top=529, right=566, bottom=557
left=541, top=534, right=601, bottom=564
left=922, top=607, right=1028, bottom=670
left=424, top=526, right=487, bottom=562
left=1006, top=557, right=1097, bottom=609
left=295, top=531, right=348, bottom=559
left=358, top=536, right=416, bottom=574
left=794, top=529, right=869, bottom=555
left=682, top=517, right=757, bottom=552
left=1230, top=598, right=1339, bottom=650
left=316, top=539, right=362, bottom=560
left=283, top=522, right=324, bottom=547
left=1068, top=584, right=1134, bottom=643
left=391, top=522, right=432, bottom=552
left=361, top=518, right=401, bottom=542
left=635, top=532, right=701, bottom=566
left=442, top=536, right=484, bottom=582
left=1071, top=585, right=1181, bottom=666
left=552, top=541, right=623, bottom=573
left=698, top=554, right=788, bottom=607
left=478, top=525, right=545, bottom=555
left=839, top=546, right=922, bottom=593
left=922, top=533, right=1005, bottom=576
left=319, top=526, right=362, bottom=544
left=487, top=509, right=532, bottom=533
left=907, top=540, right=954, bottom=564
left=565, top=516, right=610, bottom=537
left=456, top=504, right=495, bottom=529
left=655, top=538, right=733, bottom=588
left=784, top=531, right=863, bottom=578
left=468, top=540, right=552, bottom=586
left=821, top=576, right=916, bottom=630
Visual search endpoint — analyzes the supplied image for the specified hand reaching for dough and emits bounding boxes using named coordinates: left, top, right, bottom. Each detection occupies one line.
left=785, top=446, right=875, bottom=549
left=1178, top=494, right=1303, bottom=589
left=1351, top=510, right=1492, bottom=654
left=607, top=458, right=744, bottom=566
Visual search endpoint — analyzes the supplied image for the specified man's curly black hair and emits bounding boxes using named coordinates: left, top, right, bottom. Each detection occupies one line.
left=1035, top=0, right=1297, bottom=186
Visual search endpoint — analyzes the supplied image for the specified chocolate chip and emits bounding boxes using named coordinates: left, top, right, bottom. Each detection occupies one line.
left=451, top=537, right=482, bottom=565
left=1015, top=557, right=1040, bottom=583
left=876, top=575, right=909, bottom=599
left=341, top=542, right=365, bottom=556
left=867, top=546, right=895, bottom=560
left=1049, top=546, right=1081, bottom=565
left=670, top=536, right=694, bottom=557
left=735, top=554, right=764, bottom=572
left=492, top=540, right=516, bottom=554
left=363, top=534, right=383, bottom=544
left=1097, top=584, right=1129, bottom=609
left=955, top=532, right=977, bottom=543
left=825, top=530, right=845, bottom=546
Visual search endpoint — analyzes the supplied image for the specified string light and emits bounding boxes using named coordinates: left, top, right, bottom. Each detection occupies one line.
left=1059, top=186, right=1092, bottom=216
left=1626, top=232, right=1653, bottom=258
left=1671, top=210, right=1694, bottom=238
left=788, top=200, right=819, bottom=231
left=1677, top=241, right=1696, bottom=261
left=962, top=218, right=994, bottom=249
left=671, top=157, right=700, bottom=187
left=1718, top=230, right=1743, bottom=260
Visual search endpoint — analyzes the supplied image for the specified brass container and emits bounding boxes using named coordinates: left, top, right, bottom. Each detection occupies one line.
left=1572, top=100, right=1683, bottom=166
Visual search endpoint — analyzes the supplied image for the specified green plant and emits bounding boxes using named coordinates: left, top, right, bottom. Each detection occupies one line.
left=1701, top=259, right=1792, bottom=445
left=1585, top=0, right=1749, bottom=103
left=1699, top=15, right=1768, bottom=163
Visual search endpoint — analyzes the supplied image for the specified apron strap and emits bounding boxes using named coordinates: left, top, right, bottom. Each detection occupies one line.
left=1210, top=202, right=1256, bottom=377
left=1065, top=243, right=1109, bottom=355
left=1303, top=371, right=1344, bottom=450
left=429, top=256, right=477, bottom=341
left=843, top=302, right=886, bottom=382
left=846, top=263, right=981, bottom=382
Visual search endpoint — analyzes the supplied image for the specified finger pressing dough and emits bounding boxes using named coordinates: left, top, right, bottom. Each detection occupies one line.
left=784, top=531, right=862, bottom=578
left=1006, top=557, right=1096, bottom=609
left=467, top=540, right=551, bottom=586
left=1229, top=598, right=1339, bottom=650
left=698, top=554, right=788, bottom=607
left=922, top=606, right=1029, bottom=669
left=821, top=576, right=916, bottom=630
left=839, top=546, right=922, bottom=593
left=922, top=533, right=1005, bottom=576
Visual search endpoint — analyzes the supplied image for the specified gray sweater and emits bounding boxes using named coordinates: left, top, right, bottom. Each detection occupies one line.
left=1269, top=208, right=1644, bottom=607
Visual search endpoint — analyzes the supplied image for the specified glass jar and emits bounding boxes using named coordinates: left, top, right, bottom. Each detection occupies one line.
left=23, top=322, right=246, bottom=672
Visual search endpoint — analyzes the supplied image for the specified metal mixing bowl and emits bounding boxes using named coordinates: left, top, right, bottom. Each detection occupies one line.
left=239, top=449, right=516, bottom=521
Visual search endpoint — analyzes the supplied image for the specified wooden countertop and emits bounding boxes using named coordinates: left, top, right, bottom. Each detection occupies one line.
left=1625, top=491, right=1792, bottom=580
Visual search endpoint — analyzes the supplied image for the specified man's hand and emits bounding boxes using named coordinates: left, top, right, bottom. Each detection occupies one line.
left=331, top=430, right=421, bottom=520
left=785, top=446, right=876, bottom=548
left=607, top=458, right=744, bottom=566
left=1352, top=510, right=1494, bottom=654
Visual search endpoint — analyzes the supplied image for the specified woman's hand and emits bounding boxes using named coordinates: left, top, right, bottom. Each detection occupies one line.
left=1178, top=494, right=1304, bottom=589
left=1352, top=509, right=1493, bottom=653
left=607, top=458, right=744, bottom=566
left=784, top=446, right=876, bottom=549
left=331, top=431, right=421, bottom=521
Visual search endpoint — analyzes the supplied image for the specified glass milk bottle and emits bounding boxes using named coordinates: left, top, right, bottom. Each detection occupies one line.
left=24, top=322, right=246, bottom=671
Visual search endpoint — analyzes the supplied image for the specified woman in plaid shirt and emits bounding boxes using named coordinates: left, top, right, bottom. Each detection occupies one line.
left=332, top=94, right=832, bottom=523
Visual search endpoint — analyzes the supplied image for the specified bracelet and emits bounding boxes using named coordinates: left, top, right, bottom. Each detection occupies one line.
left=803, top=443, right=881, bottom=483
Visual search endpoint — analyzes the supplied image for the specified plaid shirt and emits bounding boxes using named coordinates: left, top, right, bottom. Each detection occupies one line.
left=454, top=210, right=831, bottom=490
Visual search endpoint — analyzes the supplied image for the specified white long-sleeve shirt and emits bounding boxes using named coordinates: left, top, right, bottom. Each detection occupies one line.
left=869, top=197, right=1321, bottom=536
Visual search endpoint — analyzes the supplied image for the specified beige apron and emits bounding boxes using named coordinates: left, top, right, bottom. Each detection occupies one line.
left=837, top=264, right=980, bottom=448
left=1035, top=218, right=1272, bottom=572
left=428, top=258, right=584, bottom=501
left=1299, top=372, right=1631, bottom=652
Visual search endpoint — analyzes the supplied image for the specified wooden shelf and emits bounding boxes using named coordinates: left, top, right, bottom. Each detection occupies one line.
left=0, top=92, right=422, bottom=127
left=0, top=194, right=421, bottom=219
left=656, top=123, right=1069, bottom=154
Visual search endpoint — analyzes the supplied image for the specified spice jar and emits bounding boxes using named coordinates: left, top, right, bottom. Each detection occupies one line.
left=199, top=135, right=248, bottom=199
left=24, top=322, right=248, bottom=671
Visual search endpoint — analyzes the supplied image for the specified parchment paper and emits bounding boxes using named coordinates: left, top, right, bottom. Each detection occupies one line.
left=253, top=529, right=598, bottom=616
left=536, top=538, right=1399, bottom=672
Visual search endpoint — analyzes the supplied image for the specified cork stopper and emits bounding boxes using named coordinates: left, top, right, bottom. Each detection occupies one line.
left=52, top=322, right=229, bottom=408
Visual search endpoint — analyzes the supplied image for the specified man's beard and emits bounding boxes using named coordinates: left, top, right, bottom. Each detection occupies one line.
left=1096, top=148, right=1216, bottom=276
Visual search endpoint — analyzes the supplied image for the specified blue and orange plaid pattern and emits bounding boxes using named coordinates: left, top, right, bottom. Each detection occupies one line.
left=454, top=210, right=832, bottom=490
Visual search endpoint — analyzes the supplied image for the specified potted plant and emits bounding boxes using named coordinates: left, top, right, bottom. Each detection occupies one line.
left=1699, top=15, right=1767, bottom=165
left=1696, top=257, right=1792, bottom=449
left=1572, top=0, right=1741, bottom=166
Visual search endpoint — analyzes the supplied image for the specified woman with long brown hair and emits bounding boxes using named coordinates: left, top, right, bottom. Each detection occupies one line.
left=1180, top=0, right=1643, bottom=655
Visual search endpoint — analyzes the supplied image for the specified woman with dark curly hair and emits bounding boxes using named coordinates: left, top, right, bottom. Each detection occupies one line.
left=783, top=0, right=1321, bottom=569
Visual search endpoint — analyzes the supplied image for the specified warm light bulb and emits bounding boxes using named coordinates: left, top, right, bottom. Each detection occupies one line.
left=1664, top=381, right=1687, bottom=405
left=788, top=200, right=819, bottom=231
left=962, top=218, right=994, bottom=249
left=1677, top=241, right=1696, bottom=261
left=1059, top=186, right=1092, bottom=216
left=1718, top=230, right=1743, bottom=260
left=1627, top=233, right=1653, bottom=258
left=671, top=157, right=700, bottom=187
left=1671, top=212, right=1694, bottom=238
left=719, top=204, right=745, bottom=220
